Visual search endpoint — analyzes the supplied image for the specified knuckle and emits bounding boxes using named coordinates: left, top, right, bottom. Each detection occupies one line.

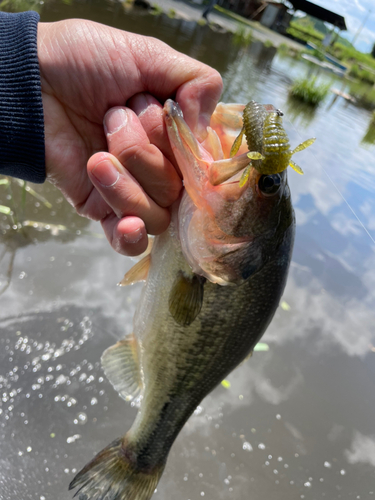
left=115, top=188, right=145, bottom=218
left=155, top=182, right=181, bottom=208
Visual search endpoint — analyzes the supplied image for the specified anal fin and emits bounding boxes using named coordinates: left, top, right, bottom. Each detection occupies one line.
left=101, top=334, right=143, bottom=404
left=169, top=271, right=205, bottom=326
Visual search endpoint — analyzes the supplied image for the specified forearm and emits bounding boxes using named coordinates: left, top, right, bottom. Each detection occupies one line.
left=0, top=11, right=45, bottom=183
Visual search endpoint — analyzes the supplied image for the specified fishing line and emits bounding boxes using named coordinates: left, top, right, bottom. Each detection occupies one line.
left=288, top=116, right=375, bottom=248
left=222, top=49, right=375, bottom=247
left=321, top=165, right=375, bottom=247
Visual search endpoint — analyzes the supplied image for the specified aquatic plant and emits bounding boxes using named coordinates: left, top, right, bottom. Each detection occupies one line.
left=289, top=77, right=331, bottom=107
left=361, top=122, right=375, bottom=145
left=304, top=47, right=326, bottom=61
left=277, top=43, right=302, bottom=60
left=264, top=40, right=274, bottom=49
left=350, top=85, right=375, bottom=111
left=349, top=64, right=375, bottom=85
left=123, top=0, right=135, bottom=9
left=284, top=97, right=317, bottom=129
left=0, top=176, right=52, bottom=230
left=150, top=3, right=163, bottom=15
left=232, top=25, right=252, bottom=47
left=0, top=0, right=41, bottom=13
left=197, top=18, right=207, bottom=26
left=277, top=43, right=289, bottom=54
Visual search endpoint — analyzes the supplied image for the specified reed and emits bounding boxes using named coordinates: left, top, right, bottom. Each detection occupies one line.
left=289, top=78, right=331, bottom=106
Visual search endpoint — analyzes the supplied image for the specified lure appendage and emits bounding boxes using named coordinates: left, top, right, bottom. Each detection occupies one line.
left=230, top=101, right=315, bottom=178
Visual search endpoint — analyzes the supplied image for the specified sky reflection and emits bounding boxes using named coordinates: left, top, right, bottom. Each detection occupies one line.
left=1, top=12, right=375, bottom=500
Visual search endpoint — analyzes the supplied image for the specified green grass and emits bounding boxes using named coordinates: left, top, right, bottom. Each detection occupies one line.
left=197, top=18, right=207, bottom=26
left=150, top=3, right=163, bottom=15
left=214, top=4, right=255, bottom=26
left=167, top=8, right=176, bottom=18
left=289, top=78, right=331, bottom=107
left=348, top=64, right=375, bottom=85
left=287, top=17, right=375, bottom=86
left=304, top=47, right=326, bottom=61
left=277, top=43, right=302, bottom=59
left=264, top=40, right=274, bottom=49
left=286, top=22, right=324, bottom=45
left=0, top=176, right=52, bottom=230
left=0, top=0, right=41, bottom=12
left=349, top=81, right=375, bottom=111
left=361, top=113, right=375, bottom=145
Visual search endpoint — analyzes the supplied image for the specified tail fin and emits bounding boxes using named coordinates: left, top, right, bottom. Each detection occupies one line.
left=69, top=437, right=165, bottom=500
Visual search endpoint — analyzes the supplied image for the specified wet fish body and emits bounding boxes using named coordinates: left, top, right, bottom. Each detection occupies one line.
left=70, top=100, right=298, bottom=500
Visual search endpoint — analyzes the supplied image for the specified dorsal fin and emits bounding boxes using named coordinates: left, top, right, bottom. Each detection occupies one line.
left=101, top=334, right=143, bottom=405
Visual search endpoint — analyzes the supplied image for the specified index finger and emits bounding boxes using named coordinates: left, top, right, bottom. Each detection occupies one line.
left=125, top=35, right=223, bottom=140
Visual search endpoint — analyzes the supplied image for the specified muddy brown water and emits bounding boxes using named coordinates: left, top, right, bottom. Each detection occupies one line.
left=1, top=2, right=375, bottom=499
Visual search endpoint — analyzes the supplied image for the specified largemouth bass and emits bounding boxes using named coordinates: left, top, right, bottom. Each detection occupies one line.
left=70, top=100, right=306, bottom=500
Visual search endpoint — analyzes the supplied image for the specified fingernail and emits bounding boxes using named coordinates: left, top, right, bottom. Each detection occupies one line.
left=91, top=159, right=120, bottom=188
left=104, top=107, right=128, bottom=135
left=130, top=93, right=156, bottom=118
left=123, top=227, right=143, bottom=244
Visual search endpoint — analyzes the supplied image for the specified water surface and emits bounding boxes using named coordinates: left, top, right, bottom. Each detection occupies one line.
left=1, top=3, right=375, bottom=499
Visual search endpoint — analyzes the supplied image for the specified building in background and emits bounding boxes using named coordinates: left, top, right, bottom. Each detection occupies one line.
left=220, top=0, right=347, bottom=38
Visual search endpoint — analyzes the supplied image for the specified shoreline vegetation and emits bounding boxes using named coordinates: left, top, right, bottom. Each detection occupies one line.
left=287, top=18, right=375, bottom=86
left=1, top=0, right=375, bottom=110
left=289, top=78, right=331, bottom=107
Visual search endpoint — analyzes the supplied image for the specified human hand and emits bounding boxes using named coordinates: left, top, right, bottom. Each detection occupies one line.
left=37, top=19, right=222, bottom=255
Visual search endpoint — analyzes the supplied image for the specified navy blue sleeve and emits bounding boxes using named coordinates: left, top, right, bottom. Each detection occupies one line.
left=0, top=11, right=45, bottom=183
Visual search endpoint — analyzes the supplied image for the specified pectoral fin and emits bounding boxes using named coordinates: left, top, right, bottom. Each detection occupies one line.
left=118, top=254, right=151, bottom=286
left=101, top=334, right=143, bottom=404
left=169, top=272, right=205, bottom=326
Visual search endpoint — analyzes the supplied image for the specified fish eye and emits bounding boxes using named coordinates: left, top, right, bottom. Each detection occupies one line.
left=258, top=174, right=282, bottom=195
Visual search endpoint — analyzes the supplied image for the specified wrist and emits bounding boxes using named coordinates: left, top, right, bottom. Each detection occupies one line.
left=0, top=11, right=45, bottom=183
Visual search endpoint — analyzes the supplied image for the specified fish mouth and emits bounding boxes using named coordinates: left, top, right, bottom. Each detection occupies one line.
left=163, top=99, right=183, bottom=121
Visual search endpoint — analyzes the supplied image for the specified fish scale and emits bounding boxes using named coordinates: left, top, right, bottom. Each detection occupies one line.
left=69, top=100, right=297, bottom=500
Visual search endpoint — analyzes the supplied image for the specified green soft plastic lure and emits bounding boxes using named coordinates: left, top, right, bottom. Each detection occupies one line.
left=230, top=101, right=315, bottom=187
